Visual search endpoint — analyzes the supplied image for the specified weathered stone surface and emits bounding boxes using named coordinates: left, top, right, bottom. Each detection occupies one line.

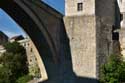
left=65, top=0, right=95, bottom=16
left=64, top=0, right=116, bottom=80
left=95, top=0, right=115, bottom=74
left=64, top=16, right=97, bottom=78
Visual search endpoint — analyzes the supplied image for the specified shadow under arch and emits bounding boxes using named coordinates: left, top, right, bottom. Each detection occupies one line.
left=0, top=0, right=62, bottom=81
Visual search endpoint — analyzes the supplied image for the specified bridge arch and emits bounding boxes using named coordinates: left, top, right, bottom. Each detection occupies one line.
left=0, top=0, right=64, bottom=81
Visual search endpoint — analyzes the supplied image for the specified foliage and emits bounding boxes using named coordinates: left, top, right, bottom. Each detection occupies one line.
left=29, top=64, right=40, bottom=78
left=100, top=55, right=125, bottom=83
left=0, top=66, right=12, bottom=83
left=3, top=42, right=25, bottom=54
left=16, top=75, right=33, bottom=83
left=0, top=42, right=28, bottom=83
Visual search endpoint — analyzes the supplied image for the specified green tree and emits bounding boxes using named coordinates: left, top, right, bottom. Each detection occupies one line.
left=3, top=42, right=25, bottom=54
left=0, top=66, right=12, bottom=83
left=16, top=75, right=33, bottom=83
left=100, top=55, right=125, bottom=83
left=0, top=42, right=28, bottom=83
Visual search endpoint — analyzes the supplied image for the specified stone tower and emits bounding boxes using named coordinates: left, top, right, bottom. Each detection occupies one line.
left=64, top=0, right=115, bottom=80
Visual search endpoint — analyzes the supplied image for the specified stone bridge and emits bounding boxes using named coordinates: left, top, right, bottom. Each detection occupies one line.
left=0, top=0, right=104, bottom=83
left=0, top=0, right=78, bottom=83
left=0, top=0, right=63, bottom=63
left=0, top=0, right=67, bottom=82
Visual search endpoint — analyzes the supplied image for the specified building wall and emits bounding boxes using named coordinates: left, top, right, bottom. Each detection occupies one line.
left=18, top=39, right=38, bottom=76
left=25, top=40, right=39, bottom=76
left=0, top=45, right=6, bottom=56
left=65, top=0, right=95, bottom=16
left=18, top=38, right=47, bottom=80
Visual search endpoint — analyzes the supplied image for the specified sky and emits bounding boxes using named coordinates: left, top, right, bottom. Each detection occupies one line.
left=0, top=0, right=64, bottom=38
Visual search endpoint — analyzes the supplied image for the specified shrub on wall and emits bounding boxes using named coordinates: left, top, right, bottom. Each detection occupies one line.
left=16, top=75, right=33, bottom=83
left=100, top=55, right=125, bottom=83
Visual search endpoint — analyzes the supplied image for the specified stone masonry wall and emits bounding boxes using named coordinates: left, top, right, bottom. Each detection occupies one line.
left=64, top=15, right=97, bottom=79
left=95, top=0, right=115, bottom=78
left=64, top=0, right=116, bottom=80
left=65, top=0, right=95, bottom=16
left=96, top=17, right=113, bottom=78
